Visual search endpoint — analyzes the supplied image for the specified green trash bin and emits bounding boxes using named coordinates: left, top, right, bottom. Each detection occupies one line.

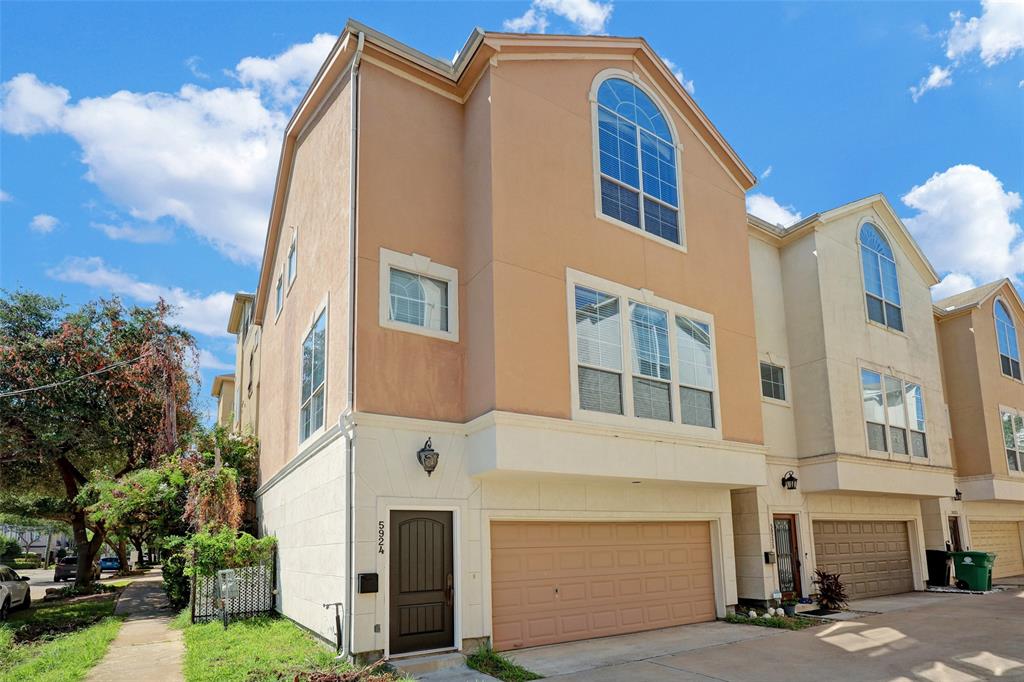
left=950, top=551, right=997, bottom=591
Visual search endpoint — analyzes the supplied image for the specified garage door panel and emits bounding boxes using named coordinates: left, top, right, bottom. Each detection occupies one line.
left=813, top=519, right=913, bottom=599
left=969, top=521, right=1024, bottom=579
left=491, top=521, right=715, bottom=650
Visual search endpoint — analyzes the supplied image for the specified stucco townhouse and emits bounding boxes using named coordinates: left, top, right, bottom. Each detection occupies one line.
left=242, top=20, right=771, bottom=659
left=210, top=292, right=260, bottom=432
left=740, top=197, right=960, bottom=606
left=934, top=280, right=1024, bottom=579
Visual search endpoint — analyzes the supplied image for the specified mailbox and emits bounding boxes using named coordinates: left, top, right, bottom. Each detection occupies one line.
left=764, top=551, right=777, bottom=564
left=358, top=573, right=379, bottom=594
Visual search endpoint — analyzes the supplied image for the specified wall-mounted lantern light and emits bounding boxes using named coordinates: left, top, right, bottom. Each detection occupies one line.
left=417, top=438, right=439, bottom=476
left=781, top=470, right=798, bottom=490
left=954, top=488, right=962, bottom=501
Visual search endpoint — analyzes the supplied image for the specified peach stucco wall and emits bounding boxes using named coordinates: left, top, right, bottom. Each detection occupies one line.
left=351, top=57, right=762, bottom=445
left=257, top=74, right=352, bottom=484
left=940, top=285, right=1024, bottom=477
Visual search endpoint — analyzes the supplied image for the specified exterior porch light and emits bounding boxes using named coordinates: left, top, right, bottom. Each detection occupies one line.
left=417, top=438, right=439, bottom=476
left=781, top=471, right=798, bottom=490
left=954, top=488, right=962, bottom=501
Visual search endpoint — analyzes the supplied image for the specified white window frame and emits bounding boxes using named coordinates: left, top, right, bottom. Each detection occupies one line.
left=378, top=248, right=459, bottom=342
left=999, top=405, right=1024, bottom=475
left=589, top=68, right=687, bottom=254
left=856, top=219, right=905, bottom=336
left=566, top=268, right=721, bottom=439
left=298, top=296, right=329, bottom=447
left=759, top=359, right=789, bottom=406
left=275, top=273, right=284, bottom=321
left=286, top=227, right=298, bottom=292
left=994, top=297, right=1023, bottom=383
left=859, top=364, right=928, bottom=460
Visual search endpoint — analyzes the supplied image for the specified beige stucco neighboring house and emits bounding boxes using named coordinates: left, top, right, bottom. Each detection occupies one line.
left=210, top=373, right=235, bottom=428
left=226, top=292, right=260, bottom=434
left=247, top=20, right=770, bottom=659
left=738, top=195, right=957, bottom=606
left=935, top=279, right=1024, bottom=579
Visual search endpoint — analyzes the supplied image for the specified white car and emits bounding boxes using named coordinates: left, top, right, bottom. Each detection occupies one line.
left=0, top=564, right=31, bottom=620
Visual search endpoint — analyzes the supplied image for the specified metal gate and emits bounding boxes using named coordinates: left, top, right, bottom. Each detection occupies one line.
left=190, top=550, right=276, bottom=623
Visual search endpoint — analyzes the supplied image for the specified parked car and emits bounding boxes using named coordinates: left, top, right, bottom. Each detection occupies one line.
left=53, top=556, right=100, bottom=582
left=0, top=564, right=31, bottom=620
left=99, top=556, right=121, bottom=572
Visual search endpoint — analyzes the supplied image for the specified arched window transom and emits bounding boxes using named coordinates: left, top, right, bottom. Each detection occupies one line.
left=996, top=300, right=1022, bottom=380
left=596, top=77, right=680, bottom=244
left=859, top=223, right=903, bottom=332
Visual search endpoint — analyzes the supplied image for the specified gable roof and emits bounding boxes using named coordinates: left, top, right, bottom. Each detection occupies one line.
left=747, top=193, right=940, bottom=285
left=227, top=292, right=254, bottom=335
left=210, top=373, right=235, bottom=398
left=934, top=278, right=1024, bottom=318
left=253, top=20, right=757, bottom=323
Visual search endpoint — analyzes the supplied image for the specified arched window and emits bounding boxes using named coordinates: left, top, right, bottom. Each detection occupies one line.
left=996, top=300, right=1022, bottom=380
left=859, top=223, right=903, bottom=331
left=596, top=77, right=680, bottom=244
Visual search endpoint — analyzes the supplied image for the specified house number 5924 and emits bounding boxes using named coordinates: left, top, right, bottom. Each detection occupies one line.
left=378, top=521, right=385, bottom=555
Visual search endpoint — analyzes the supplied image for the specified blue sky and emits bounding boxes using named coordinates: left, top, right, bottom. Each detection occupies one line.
left=2, top=1, right=1022, bottom=420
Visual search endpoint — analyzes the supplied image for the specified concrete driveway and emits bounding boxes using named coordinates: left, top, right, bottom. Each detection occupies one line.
left=508, top=586, right=1024, bottom=681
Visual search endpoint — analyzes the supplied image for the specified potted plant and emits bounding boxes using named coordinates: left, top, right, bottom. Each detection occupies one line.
left=781, top=597, right=798, bottom=616
left=812, top=568, right=849, bottom=613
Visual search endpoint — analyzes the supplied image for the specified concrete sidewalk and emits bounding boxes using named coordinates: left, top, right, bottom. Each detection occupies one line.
left=86, top=574, right=184, bottom=682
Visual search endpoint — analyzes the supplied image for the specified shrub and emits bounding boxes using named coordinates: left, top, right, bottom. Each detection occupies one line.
left=0, top=536, right=20, bottom=563
left=185, top=526, right=276, bottom=578
left=162, top=552, right=190, bottom=610
left=813, top=568, right=849, bottom=611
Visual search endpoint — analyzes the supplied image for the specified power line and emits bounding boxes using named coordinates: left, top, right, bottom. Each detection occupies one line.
left=0, top=351, right=154, bottom=398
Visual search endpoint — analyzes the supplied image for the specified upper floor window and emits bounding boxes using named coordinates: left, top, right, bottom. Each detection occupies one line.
left=287, top=230, right=298, bottom=287
left=760, top=362, right=786, bottom=401
left=300, top=310, right=326, bottom=443
left=859, top=223, right=903, bottom=332
left=571, top=273, right=718, bottom=431
left=995, top=300, right=1021, bottom=380
left=275, top=275, right=283, bottom=317
left=595, top=77, right=680, bottom=245
left=861, top=368, right=926, bottom=457
left=1002, top=408, right=1024, bottom=472
left=378, top=248, right=459, bottom=342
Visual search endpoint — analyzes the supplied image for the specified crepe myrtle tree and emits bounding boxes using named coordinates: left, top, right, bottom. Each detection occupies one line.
left=0, top=291, right=197, bottom=586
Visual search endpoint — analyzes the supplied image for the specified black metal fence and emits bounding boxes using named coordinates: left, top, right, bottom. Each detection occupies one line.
left=190, top=550, right=276, bottom=624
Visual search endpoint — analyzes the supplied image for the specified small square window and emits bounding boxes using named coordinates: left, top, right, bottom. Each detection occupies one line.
left=379, top=249, right=459, bottom=342
left=760, top=362, right=786, bottom=401
left=389, top=269, right=449, bottom=332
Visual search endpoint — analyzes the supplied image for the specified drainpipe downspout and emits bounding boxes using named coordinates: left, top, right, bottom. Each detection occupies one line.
left=344, top=29, right=365, bottom=660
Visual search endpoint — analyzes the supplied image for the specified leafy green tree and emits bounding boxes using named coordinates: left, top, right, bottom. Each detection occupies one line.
left=0, top=292, right=197, bottom=586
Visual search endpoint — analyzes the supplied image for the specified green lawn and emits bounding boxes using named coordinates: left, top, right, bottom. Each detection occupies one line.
left=175, top=614, right=413, bottom=682
left=467, top=645, right=542, bottom=682
left=0, top=595, right=123, bottom=682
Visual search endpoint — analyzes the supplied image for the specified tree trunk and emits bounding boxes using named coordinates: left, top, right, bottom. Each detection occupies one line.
left=114, top=538, right=129, bottom=573
left=70, top=511, right=102, bottom=588
left=131, top=537, right=145, bottom=568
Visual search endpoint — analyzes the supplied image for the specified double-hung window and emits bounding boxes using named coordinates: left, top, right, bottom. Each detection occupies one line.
left=572, top=276, right=717, bottom=430
left=861, top=368, right=926, bottom=457
left=996, top=301, right=1022, bottom=380
left=760, top=362, right=786, bottom=401
left=299, top=311, right=326, bottom=443
left=1002, top=409, right=1024, bottom=472
left=859, top=223, right=903, bottom=332
left=595, top=77, right=681, bottom=245
left=275, top=275, right=284, bottom=317
left=287, top=231, right=298, bottom=287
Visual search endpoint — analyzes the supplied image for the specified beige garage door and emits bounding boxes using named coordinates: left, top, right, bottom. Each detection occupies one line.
left=969, top=521, right=1024, bottom=579
left=812, top=520, right=913, bottom=599
left=490, top=521, right=715, bottom=651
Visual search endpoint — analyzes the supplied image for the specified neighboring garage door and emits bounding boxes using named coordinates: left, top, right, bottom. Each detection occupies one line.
left=812, top=520, right=914, bottom=599
left=490, top=521, right=715, bottom=651
left=969, top=521, right=1024, bottom=579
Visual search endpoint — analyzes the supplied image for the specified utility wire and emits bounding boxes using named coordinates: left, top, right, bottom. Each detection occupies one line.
left=0, top=351, right=154, bottom=398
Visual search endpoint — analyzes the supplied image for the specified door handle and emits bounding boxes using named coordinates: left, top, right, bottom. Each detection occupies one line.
left=444, top=573, right=453, bottom=606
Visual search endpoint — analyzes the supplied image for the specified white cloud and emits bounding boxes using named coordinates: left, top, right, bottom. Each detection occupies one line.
left=902, top=164, right=1023, bottom=287
left=946, top=0, right=1024, bottom=66
left=932, top=272, right=978, bottom=301
left=0, top=33, right=334, bottom=264
left=503, top=0, right=612, bottom=35
left=0, top=189, right=11, bottom=202
left=0, top=73, right=68, bottom=135
left=746, top=193, right=803, bottom=228
left=760, top=165, right=773, bottom=180
left=92, top=221, right=173, bottom=244
left=48, top=256, right=234, bottom=337
left=184, top=56, right=210, bottom=80
left=30, top=214, right=58, bottom=234
left=909, top=65, right=953, bottom=102
left=234, top=33, right=335, bottom=104
left=661, top=58, right=695, bottom=95
left=198, top=348, right=234, bottom=371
